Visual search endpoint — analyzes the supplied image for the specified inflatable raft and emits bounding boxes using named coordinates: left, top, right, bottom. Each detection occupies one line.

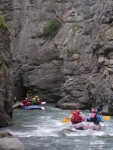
left=22, top=105, right=45, bottom=110
left=13, top=101, right=46, bottom=109
left=71, top=122, right=101, bottom=130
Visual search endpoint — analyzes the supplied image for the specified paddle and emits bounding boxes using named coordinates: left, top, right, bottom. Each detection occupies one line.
left=102, top=116, right=110, bottom=120
left=62, top=117, right=71, bottom=123
left=70, top=111, right=74, bottom=114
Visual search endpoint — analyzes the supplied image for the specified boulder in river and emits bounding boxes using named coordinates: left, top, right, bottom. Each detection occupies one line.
left=0, top=132, right=26, bottom=150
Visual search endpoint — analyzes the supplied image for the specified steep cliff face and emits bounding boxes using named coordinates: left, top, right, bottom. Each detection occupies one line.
left=3, top=0, right=113, bottom=114
left=0, top=14, right=13, bottom=127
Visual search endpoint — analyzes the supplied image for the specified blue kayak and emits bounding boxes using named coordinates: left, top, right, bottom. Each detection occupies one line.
left=22, top=105, right=45, bottom=110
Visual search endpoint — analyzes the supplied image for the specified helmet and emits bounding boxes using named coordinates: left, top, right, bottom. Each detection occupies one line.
left=91, top=108, right=95, bottom=113
left=76, top=109, right=80, bottom=113
left=73, top=112, right=76, bottom=115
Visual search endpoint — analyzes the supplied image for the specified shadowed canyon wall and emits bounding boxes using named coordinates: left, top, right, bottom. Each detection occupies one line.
left=0, top=13, right=13, bottom=126
left=1, top=0, right=113, bottom=116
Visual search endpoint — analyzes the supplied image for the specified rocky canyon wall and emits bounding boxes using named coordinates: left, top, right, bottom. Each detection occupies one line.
left=1, top=0, right=113, bottom=115
left=0, top=12, right=13, bottom=126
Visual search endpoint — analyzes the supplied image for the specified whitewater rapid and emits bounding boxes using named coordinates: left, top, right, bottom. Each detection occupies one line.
left=0, top=104, right=113, bottom=150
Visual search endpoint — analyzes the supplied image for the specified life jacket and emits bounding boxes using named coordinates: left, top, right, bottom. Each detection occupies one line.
left=90, top=113, right=99, bottom=124
left=33, top=97, right=40, bottom=101
left=71, top=112, right=84, bottom=124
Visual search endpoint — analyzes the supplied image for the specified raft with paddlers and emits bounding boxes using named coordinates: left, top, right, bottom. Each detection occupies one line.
left=62, top=108, right=110, bottom=131
left=13, top=101, right=46, bottom=109
left=19, top=101, right=46, bottom=107
left=13, top=96, right=46, bottom=109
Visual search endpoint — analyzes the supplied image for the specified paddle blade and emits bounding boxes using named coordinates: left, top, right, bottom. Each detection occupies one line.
left=70, top=111, right=74, bottom=114
left=62, top=117, right=71, bottom=122
left=102, top=116, right=110, bottom=120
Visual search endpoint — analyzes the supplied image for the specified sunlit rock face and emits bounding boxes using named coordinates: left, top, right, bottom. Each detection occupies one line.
left=1, top=0, right=113, bottom=114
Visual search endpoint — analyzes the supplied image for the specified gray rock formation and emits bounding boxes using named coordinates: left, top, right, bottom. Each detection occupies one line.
left=0, top=132, right=25, bottom=150
left=1, top=0, right=113, bottom=115
left=0, top=13, right=13, bottom=127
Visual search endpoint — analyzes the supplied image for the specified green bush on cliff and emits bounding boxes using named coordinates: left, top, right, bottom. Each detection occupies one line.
left=43, top=18, right=62, bottom=39
left=0, top=15, right=8, bottom=30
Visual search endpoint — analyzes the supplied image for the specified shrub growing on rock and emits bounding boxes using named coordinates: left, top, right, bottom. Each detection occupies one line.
left=43, top=18, right=62, bottom=39
left=0, top=15, right=8, bottom=30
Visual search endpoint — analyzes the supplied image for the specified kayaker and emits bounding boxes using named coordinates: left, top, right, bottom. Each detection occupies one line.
left=71, top=109, right=86, bottom=124
left=87, top=108, right=102, bottom=125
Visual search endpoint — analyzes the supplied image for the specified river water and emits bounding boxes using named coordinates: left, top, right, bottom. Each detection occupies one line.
left=1, top=103, right=113, bottom=150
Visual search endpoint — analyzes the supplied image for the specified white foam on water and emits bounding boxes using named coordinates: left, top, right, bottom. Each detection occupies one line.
left=64, top=132, right=80, bottom=137
left=7, top=120, right=113, bottom=138
left=109, top=133, right=113, bottom=136
left=8, top=128, right=59, bottom=138
left=89, top=139, right=105, bottom=145
left=9, top=131, right=32, bottom=137
left=91, top=131, right=105, bottom=136
left=21, top=124, right=38, bottom=128
left=32, top=129, right=59, bottom=137
left=61, top=128, right=109, bottom=137
left=100, top=122, right=111, bottom=127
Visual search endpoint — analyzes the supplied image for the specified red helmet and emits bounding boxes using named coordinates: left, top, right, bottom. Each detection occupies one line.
left=76, top=109, right=80, bottom=113
left=91, top=108, right=95, bottom=113
left=73, top=112, right=76, bottom=115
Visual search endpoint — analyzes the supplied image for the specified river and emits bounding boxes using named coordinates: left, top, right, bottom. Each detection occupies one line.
left=0, top=103, right=113, bottom=150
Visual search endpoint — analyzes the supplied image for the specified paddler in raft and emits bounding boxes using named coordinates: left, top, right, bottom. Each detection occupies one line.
left=22, top=97, right=31, bottom=106
left=32, top=95, right=41, bottom=105
left=71, top=109, right=86, bottom=130
left=87, top=108, right=102, bottom=130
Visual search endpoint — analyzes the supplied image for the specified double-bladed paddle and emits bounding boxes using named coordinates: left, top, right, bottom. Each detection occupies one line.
left=62, top=112, right=111, bottom=123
